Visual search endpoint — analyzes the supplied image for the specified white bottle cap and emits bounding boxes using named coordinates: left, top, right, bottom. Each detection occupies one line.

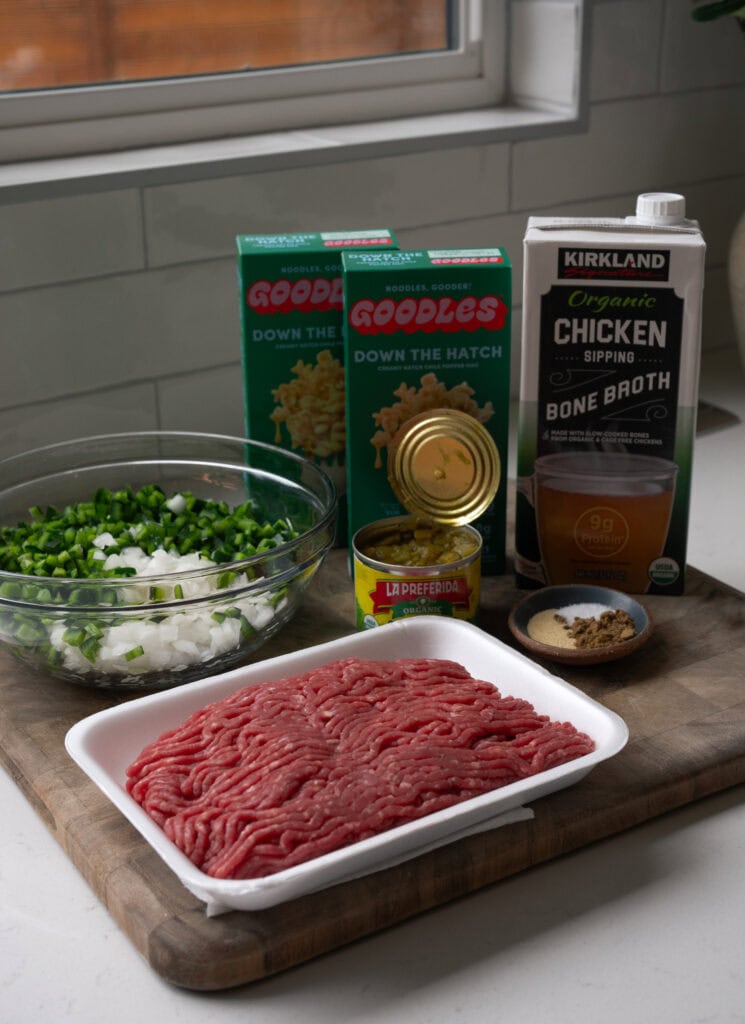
left=635, top=193, right=687, bottom=225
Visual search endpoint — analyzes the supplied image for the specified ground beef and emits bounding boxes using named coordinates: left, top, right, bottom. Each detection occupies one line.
left=125, top=657, right=595, bottom=879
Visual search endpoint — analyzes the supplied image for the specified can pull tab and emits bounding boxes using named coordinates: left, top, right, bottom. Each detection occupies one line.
left=632, top=193, right=687, bottom=226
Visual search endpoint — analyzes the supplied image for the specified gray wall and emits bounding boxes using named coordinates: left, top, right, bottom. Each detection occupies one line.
left=1, top=0, right=744, bottom=460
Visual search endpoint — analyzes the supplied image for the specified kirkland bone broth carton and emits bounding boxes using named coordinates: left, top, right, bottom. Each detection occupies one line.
left=342, top=248, right=512, bottom=573
left=515, top=193, right=706, bottom=595
left=237, top=230, right=398, bottom=543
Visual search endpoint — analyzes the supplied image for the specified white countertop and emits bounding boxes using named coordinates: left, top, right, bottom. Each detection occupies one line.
left=3, top=348, right=745, bottom=1024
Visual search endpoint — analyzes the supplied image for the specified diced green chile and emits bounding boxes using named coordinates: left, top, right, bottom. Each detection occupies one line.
left=0, top=484, right=298, bottom=585
left=0, top=484, right=300, bottom=667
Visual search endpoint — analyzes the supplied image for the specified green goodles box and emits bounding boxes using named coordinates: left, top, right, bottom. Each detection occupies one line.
left=342, top=248, right=512, bottom=574
left=236, top=230, right=398, bottom=543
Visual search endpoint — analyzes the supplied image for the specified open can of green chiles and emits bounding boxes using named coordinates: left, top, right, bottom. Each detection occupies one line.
left=352, top=408, right=500, bottom=629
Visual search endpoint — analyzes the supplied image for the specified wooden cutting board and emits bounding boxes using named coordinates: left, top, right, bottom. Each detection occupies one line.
left=2, top=549, right=745, bottom=991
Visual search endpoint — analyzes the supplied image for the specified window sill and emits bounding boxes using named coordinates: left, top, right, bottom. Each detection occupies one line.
left=0, top=103, right=585, bottom=203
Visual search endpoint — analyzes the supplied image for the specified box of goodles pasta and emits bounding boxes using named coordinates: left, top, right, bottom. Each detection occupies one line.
left=342, top=248, right=512, bottom=574
left=237, top=230, right=398, bottom=544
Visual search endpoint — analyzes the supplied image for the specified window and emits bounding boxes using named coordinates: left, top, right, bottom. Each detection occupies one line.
left=1, top=1, right=461, bottom=87
left=0, top=0, right=507, bottom=162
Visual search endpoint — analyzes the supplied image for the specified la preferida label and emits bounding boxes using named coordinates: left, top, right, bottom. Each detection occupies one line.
left=515, top=197, right=706, bottom=595
left=342, top=248, right=512, bottom=573
left=354, top=558, right=480, bottom=626
left=236, top=230, right=398, bottom=544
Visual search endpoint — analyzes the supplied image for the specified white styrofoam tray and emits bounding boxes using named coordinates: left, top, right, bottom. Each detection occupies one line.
left=65, top=616, right=628, bottom=914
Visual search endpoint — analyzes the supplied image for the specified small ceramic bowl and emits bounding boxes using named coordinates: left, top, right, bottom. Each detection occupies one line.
left=508, top=584, right=652, bottom=666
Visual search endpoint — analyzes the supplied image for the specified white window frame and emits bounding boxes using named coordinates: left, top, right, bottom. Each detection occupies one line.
left=0, top=0, right=509, bottom=163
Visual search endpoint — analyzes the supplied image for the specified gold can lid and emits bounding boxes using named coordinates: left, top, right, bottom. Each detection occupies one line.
left=387, top=409, right=501, bottom=526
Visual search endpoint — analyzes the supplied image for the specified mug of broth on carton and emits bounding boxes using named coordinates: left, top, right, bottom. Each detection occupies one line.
left=515, top=194, right=705, bottom=595
left=519, top=451, right=678, bottom=592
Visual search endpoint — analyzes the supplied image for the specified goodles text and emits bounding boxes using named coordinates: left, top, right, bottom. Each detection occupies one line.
left=247, top=276, right=343, bottom=314
left=349, top=294, right=508, bottom=335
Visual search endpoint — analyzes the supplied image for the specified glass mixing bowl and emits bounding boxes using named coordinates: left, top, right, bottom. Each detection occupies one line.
left=0, top=431, right=337, bottom=690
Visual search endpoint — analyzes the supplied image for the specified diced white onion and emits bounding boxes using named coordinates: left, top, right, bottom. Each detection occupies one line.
left=48, top=546, right=278, bottom=679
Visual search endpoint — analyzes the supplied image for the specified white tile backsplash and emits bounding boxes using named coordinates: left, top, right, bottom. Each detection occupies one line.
left=157, top=363, right=244, bottom=436
left=0, top=6, right=743, bottom=446
left=0, top=260, right=236, bottom=408
left=661, top=1, right=745, bottom=93
left=0, top=382, right=157, bottom=461
left=143, top=144, right=511, bottom=267
left=589, top=0, right=664, bottom=101
left=512, top=87, right=745, bottom=210
left=0, top=190, right=144, bottom=292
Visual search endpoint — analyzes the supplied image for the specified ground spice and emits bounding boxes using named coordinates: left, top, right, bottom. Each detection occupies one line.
left=567, top=609, right=636, bottom=649
left=527, top=606, right=637, bottom=650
